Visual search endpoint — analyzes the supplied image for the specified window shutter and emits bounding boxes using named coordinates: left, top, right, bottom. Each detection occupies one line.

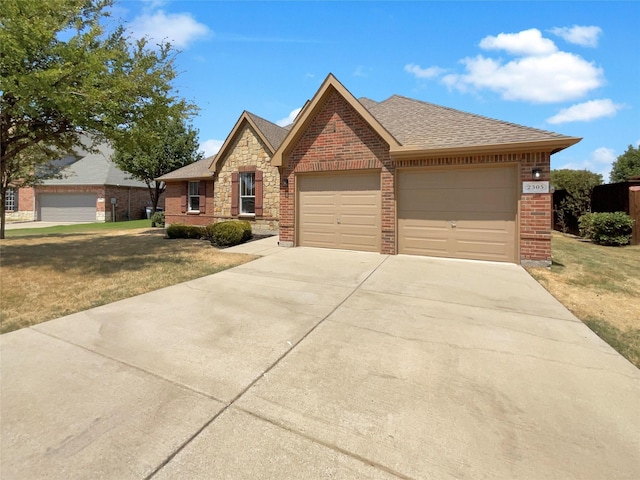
left=199, top=180, right=206, bottom=213
left=180, top=182, right=187, bottom=213
left=231, top=172, right=239, bottom=216
left=255, top=170, right=263, bottom=217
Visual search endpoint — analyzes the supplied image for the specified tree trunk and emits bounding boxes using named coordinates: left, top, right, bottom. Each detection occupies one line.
left=0, top=190, right=5, bottom=240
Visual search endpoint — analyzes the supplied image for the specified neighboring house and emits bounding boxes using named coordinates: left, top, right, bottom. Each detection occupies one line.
left=272, top=74, right=580, bottom=266
left=5, top=142, right=161, bottom=223
left=158, top=111, right=286, bottom=233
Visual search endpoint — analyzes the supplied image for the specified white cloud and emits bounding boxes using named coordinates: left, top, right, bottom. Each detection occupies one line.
left=129, top=10, right=211, bottom=49
left=277, top=107, right=302, bottom=127
left=442, top=50, right=604, bottom=103
left=550, top=25, right=602, bottom=47
left=479, top=28, right=557, bottom=56
left=547, top=99, right=623, bottom=124
left=200, top=139, right=223, bottom=157
left=557, top=147, right=616, bottom=181
left=407, top=28, right=605, bottom=104
left=354, top=65, right=371, bottom=78
left=404, top=63, right=446, bottom=79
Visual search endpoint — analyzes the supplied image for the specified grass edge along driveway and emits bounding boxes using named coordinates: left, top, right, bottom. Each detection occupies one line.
left=527, top=232, right=640, bottom=369
left=0, top=220, right=256, bottom=334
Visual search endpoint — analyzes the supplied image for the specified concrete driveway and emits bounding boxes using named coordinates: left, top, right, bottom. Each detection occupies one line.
left=1, top=240, right=639, bottom=479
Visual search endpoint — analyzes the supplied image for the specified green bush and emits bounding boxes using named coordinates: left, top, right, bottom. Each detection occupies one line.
left=237, top=220, right=253, bottom=241
left=150, top=211, right=165, bottom=227
left=166, top=223, right=206, bottom=239
left=209, top=220, right=250, bottom=247
left=578, top=212, right=634, bottom=246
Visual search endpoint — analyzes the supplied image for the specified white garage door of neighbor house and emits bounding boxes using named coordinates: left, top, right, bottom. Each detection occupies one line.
left=39, top=194, right=97, bottom=222
left=398, top=166, right=517, bottom=263
left=298, top=172, right=381, bottom=252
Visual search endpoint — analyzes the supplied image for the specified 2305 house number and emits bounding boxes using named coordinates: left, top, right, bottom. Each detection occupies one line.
left=522, top=181, right=550, bottom=194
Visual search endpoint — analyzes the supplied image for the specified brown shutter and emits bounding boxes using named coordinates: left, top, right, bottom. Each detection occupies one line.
left=180, top=182, right=187, bottom=213
left=231, top=172, right=239, bottom=216
left=199, top=180, right=206, bottom=213
left=255, top=170, right=263, bottom=217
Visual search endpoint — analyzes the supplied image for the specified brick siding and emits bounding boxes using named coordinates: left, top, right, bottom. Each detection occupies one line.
left=280, top=90, right=396, bottom=254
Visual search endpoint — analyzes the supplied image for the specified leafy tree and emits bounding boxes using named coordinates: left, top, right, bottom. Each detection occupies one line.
left=551, top=169, right=603, bottom=233
left=610, top=144, right=640, bottom=182
left=0, top=0, right=184, bottom=238
left=111, top=105, right=203, bottom=214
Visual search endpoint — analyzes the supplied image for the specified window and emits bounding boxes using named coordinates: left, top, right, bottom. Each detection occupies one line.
left=239, top=172, right=255, bottom=215
left=5, top=188, right=17, bottom=211
left=188, top=181, right=200, bottom=211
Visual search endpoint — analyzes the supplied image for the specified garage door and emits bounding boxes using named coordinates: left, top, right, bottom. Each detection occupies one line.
left=298, top=172, right=381, bottom=252
left=398, top=166, right=517, bottom=262
left=39, top=194, right=97, bottom=222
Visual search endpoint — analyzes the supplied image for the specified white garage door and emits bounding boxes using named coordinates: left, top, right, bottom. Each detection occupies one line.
left=298, top=172, right=381, bottom=252
left=398, top=166, right=517, bottom=262
left=39, top=194, right=97, bottom=222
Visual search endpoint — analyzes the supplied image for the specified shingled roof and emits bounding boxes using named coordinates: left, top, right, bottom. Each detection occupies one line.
left=365, top=95, right=574, bottom=151
left=246, top=112, right=288, bottom=151
left=156, top=157, right=215, bottom=181
left=42, top=142, right=147, bottom=187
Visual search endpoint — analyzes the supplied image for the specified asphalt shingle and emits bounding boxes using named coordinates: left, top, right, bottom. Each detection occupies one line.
left=366, top=95, right=572, bottom=149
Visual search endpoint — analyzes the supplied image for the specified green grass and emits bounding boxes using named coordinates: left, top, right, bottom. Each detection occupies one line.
left=4, top=219, right=152, bottom=237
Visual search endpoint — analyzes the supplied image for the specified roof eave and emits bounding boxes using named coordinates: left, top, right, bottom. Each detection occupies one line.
left=389, top=137, right=582, bottom=160
left=156, top=173, right=214, bottom=182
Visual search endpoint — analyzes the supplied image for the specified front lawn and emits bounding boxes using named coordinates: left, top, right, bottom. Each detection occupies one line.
left=527, top=233, right=640, bottom=368
left=0, top=223, right=256, bottom=334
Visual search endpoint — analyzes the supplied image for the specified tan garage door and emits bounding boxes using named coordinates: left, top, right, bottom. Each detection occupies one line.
left=398, top=166, right=517, bottom=262
left=298, top=172, right=381, bottom=252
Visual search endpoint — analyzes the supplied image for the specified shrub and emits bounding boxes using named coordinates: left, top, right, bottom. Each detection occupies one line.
left=166, top=223, right=206, bottom=239
left=578, top=212, right=595, bottom=238
left=578, top=212, right=634, bottom=246
left=209, top=220, right=248, bottom=247
left=150, top=211, right=165, bottom=227
left=237, top=220, right=253, bottom=241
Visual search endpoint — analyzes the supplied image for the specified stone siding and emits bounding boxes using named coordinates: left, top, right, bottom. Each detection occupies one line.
left=214, top=124, right=280, bottom=233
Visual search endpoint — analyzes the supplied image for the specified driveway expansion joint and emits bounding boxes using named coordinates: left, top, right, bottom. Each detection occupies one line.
left=146, top=254, right=391, bottom=478
left=235, top=406, right=415, bottom=480
left=29, top=327, right=226, bottom=403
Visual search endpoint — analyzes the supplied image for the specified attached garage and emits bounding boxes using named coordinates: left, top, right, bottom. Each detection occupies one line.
left=273, top=74, right=582, bottom=265
left=398, top=166, right=517, bottom=263
left=39, top=194, right=97, bottom=222
left=297, top=172, right=381, bottom=252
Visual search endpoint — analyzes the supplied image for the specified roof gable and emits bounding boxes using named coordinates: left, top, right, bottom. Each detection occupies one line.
left=211, top=111, right=288, bottom=172
left=272, top=74, right=401, bottom=167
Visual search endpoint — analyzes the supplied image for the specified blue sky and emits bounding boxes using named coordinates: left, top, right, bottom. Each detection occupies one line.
left=115, top=0, right=639, bottom=182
